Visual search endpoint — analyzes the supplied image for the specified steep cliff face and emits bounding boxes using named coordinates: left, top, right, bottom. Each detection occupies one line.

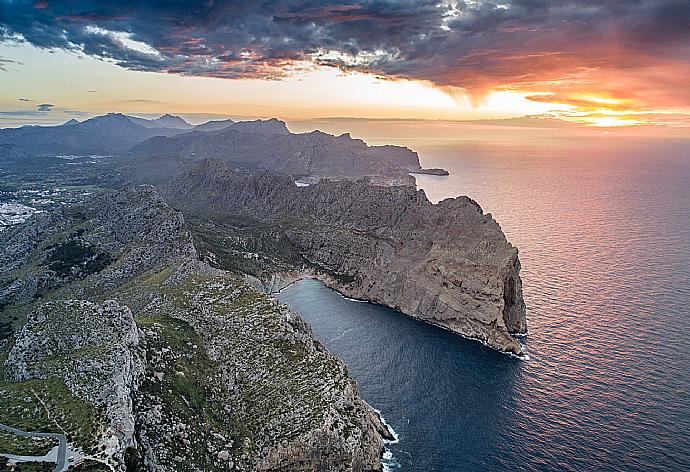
left=0, top=186, right=389, bottom=471
left=161, top=161, right=527, bottom=355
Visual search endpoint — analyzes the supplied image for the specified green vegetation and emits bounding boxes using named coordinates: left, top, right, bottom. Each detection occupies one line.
left=0, top=377, right=104, bottom=453
left=72, top=459, right=111, bottom=471
left=48, top=240, right=112, bottom=278
left=185, top=214, right=362, bottom=287
left=0, top=430, right=57, bottom=456
left=135, top=311, right=251, bottom=469
left=155, top=272, right=362, bottom=448
left=186, top=215, right=304, bottom=277
left=0, top=321, right=12, bottom=342
left=0, top=461, right=53, bottom=471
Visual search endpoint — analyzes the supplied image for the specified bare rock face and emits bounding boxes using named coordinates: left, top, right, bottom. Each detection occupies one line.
left=161, top=161, right=527, bottom=355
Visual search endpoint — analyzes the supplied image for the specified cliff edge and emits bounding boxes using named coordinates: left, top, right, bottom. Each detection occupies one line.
left=161, top=161, right=527, bottom=355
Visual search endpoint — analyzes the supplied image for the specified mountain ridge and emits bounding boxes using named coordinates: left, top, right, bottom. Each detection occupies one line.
left=0, top=113, right=443, bottom=185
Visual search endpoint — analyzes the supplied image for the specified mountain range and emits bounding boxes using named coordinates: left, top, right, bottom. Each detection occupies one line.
left=0, top=113, right=432, bottom=184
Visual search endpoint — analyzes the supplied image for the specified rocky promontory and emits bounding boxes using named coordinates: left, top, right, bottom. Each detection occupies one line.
left=161, top=160, right=527, bottom=355
left=409, top=167, right=450, bottom=176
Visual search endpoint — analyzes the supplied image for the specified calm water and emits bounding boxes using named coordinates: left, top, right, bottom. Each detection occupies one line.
left=277, top=137, right=690, bottom=471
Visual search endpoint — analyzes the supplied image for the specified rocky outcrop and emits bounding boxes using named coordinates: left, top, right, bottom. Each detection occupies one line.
left=161, top=161, right=527, bottom=355
left=5, top=299, right=145, bottom=467
left=409, top=167, right=450, bottom=176
left=0, top=186, right=390, bottom=471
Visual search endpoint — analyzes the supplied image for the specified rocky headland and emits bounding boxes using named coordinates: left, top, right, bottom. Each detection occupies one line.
left=123, top=124, right=425, bottom=186
left=160, top=160, right=527, bottom=355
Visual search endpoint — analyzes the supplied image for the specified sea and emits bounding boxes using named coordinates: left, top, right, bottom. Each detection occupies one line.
left=277, top=136, right=690, bottom=471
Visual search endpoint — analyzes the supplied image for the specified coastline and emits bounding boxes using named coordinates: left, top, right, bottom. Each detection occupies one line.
left=257, top=271, right=398, bottom=468
left=269, top=271, right=528, bottom=359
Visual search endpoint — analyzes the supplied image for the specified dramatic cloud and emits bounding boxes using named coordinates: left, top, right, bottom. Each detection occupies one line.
left=37, top=103, right=54, bottom=112
left=1, top=1, right=689, bottom=123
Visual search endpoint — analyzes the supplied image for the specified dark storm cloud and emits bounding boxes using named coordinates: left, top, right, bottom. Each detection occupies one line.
left=0, top=1, right=688, bottom=100
left=37, top=103, right=54, bottom=111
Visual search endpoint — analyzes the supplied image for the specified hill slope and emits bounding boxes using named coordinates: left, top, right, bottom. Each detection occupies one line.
left=0, top=186, right=389, bottom=471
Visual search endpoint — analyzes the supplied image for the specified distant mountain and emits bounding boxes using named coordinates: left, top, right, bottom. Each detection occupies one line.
left=459, top=116, right=586, bottom=128
left=194, top=118, right=235, bottom=132
left=126, top=119, right=423, bottom=185
left=194, top=118, right=288, bottom=135
left=228, top=118, right=290, bottom=135
left=128, top=113, right=193, bottom=130
left=0, top=112, right=446, bottom=184
left=0, top=113, right=189, bottom=156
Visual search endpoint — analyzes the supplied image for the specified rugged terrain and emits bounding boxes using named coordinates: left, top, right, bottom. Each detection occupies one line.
left=0, top=186, right=390, bottom=471
left=0, top=113, right=440, bottom=185
left=160, top=160, right=527, bottom=355
left=122, top=123, right=421, bottom=186
left=0, top=112, right=524, bottom=471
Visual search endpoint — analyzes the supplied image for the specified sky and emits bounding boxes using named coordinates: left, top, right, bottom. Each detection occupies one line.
left=1, top=1, right=689, bottom=133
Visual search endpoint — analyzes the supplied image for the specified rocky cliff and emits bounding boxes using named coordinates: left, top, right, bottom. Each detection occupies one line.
left=161, top=160, right=527, bottom=355
left=0, top=186, right=389, bottom=471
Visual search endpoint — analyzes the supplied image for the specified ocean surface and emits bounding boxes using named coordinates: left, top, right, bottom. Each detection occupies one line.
left=277, top=136, right=690, bottom=471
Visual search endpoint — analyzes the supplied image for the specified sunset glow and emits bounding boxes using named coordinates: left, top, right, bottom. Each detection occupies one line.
left=0, top=1, right=688, bottom=135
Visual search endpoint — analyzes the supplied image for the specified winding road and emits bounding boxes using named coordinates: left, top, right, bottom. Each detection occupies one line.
left=0, top=422, right=67, bottom=471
